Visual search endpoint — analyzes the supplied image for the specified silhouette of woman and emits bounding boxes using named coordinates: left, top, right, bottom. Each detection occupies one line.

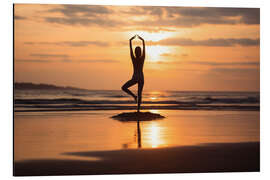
left=122, top=35, right=145, bottom=112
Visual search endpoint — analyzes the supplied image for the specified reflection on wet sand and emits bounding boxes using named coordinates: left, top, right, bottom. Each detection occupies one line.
left=137, top=121, right=167, bottom=148
left=122, top=110, right=166, bottom=149
left=137, top=120, right=141, bottom=148
left=14, top=110, right=260, bottom=162
left=122, top=119, right=142, bottom=149
left=147, top=122, right=163, bottom=148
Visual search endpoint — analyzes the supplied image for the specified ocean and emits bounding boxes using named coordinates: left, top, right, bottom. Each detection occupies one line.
left=14, top=89, right=260, bottom=112
left=14, top=89, right=260, bottom=164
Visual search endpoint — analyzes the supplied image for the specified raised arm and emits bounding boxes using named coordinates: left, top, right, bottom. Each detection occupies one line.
left=129, top=35, right=136, bottom=60
left=138, top=35, right=145, bottom=59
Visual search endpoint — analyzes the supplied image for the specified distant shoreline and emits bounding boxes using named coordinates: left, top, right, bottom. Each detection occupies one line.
left=14, top=82, right=259, bottom=93
left=14, top=82, right=88, bottom=91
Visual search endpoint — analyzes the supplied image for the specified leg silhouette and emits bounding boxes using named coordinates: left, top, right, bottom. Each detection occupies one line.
left=122, top=79, right=137, bottom=102
left=137, top=80, right=144, bottom=112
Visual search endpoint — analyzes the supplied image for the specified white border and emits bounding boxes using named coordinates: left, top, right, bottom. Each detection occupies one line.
left=1, top=0, right=270, bottom=180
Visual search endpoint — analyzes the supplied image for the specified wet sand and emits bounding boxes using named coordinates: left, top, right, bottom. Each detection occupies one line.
left=14, top=110, right=260, bottom=176
left=14, top=142, right=259, bottom=176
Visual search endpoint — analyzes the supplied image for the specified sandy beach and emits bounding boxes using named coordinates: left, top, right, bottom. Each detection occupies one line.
left=14, top=142, right=259, bottom=176
left=14, top=110, right=260, bottom=176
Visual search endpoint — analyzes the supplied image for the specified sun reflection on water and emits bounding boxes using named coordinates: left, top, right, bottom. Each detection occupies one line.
left=150, top=97, right=157, bottom=100
left=149, top=124, right=160, bottom=148
left=144, top=121, right=166, bottom=148
left=149, top=109, right=159, bottom=114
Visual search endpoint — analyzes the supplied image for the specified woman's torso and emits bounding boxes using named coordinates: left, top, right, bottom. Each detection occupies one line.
left=132, top=57, right=144, bottom=81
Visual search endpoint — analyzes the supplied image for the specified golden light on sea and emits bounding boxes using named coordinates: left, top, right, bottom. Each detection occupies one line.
left=149, top=109, right=159, bottom=114
left=144, top=121, right=165, bottom=148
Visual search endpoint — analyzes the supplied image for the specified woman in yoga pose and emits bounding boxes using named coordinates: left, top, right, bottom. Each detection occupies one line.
left=121, top=35, right=145, bottom=112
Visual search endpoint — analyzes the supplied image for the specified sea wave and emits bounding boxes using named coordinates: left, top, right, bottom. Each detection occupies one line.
left=14, top=89, right=260, bottom=112
left=14, top=97, right=260, bottom=112
left=15, top=96, right=259, bottom=105
left=14, top=104, right=259, bottom=112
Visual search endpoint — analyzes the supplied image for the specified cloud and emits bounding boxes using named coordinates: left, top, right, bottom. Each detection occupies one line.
left=44, top=17, right=123, bottom=27
left=121, top=6, right=163, bottom=17
left=162, top=7, right=260, bottom=25
left=160, top=53, right=174, bottom=57
left=123, top=7, right=259, bottom=26
left=41, top=5, right=259, bottom=31
left=124, top=26, right=176, bottom=33
left=187, top=61, right=259, bottom=66
left=48, top=5, right=113, bottom=17
left=44, top=5, right=124, bottom=27
left=74, top=59, right=119, bottom=63
left=16, top=59, right=119, bottom=63
left=210, top=67, right=260, bottom=75
left=123, top=7, right=260, bottom=29
left=24, top=41, right=110, bottom=47
left=156, top=60, right=259, bottom=68
left=161, top=53, right=188, bottom=57
left=181, top=54, right=189, bottom=57
left=14, top=15, right=27, bottom=20
left=174, top=68, right=203, bottom=72
left=154, top=38, right=259, bottom=47
left=16, top=59, right=50, bottom=63
left=30, top=53, right=70, bottom=58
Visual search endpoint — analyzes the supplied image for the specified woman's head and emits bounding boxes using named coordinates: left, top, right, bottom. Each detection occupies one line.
left=135, top=46, right=141, bottom=58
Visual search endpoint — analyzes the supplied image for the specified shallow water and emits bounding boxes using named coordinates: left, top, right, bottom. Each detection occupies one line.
left=14, top=110, right=259, bottom=162
left=14, top=89, right=260, bottom=112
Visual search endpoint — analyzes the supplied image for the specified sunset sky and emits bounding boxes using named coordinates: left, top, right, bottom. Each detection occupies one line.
left=14, top=4, right=260, bottom=91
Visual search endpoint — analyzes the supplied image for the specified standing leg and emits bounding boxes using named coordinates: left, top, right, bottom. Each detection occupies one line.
left=121, top=79, right=138, bottom=102
left=137, top=80, right=144, bottom=112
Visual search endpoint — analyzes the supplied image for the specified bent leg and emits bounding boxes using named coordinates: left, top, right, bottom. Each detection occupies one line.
left=137, top=80, right=144, bottom=112
left=121, top=79, right=137, bottom=102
